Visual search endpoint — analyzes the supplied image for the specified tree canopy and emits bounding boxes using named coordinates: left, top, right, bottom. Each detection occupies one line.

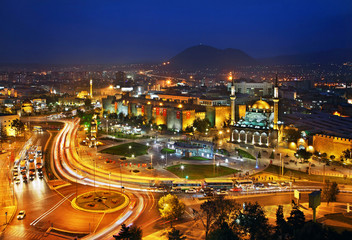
left=158, top=194, right=185, bottom=226
left=113, top=223, right=142, bottom=240
left=323, top=182, right=339, bottom=205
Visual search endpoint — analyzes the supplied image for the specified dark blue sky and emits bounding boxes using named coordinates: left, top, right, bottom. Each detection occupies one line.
left=0, top=0, right=351, bottom=64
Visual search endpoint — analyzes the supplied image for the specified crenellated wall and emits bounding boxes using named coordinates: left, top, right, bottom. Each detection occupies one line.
left=313, top=134, right=352, bottom=157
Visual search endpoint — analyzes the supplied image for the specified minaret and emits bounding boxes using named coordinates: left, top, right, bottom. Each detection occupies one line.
left=90, top=78, right=93, bottom=98
left=230, top=78, right=236, bottom=125
left=273, top=74, right=279, bottom=130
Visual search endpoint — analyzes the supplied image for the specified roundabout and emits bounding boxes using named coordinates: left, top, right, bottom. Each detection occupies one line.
left=71, top=190, right=130, bottom=213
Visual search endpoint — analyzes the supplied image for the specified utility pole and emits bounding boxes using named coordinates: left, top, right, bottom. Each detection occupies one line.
left=280, top=153, right=284, bottom=176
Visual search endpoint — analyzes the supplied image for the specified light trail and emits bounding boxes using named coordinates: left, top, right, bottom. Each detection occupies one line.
left=30, top=192, right=75, bottom=226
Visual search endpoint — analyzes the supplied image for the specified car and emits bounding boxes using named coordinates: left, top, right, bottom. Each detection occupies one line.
left=254, top=183, right=265, bottom=190
left=284, top=162, right=289, bottom=165
left=13, top=165, right=18, bottom=170
left=15, top=178, right=21, bottom=184
left=203, top=190, right=214, bottom=197
left=311, top=164, right=316, bottom=167
left=230, top=187, right=242, bottom=192
left=157, top=187, right=167, bottom=193
left=268, top=182, right=280, bottom=187
left=29, top=175, right=35, bottom=181
left=170, top=188, right=182, bottom=193
left=185, top=188, right=197, bottom=194
left=17, top=210, right=26, bottom=220
left=38, top=173, right=44, bottom=179
left=280, top=181, right=290, bottom=186
left=289, top=159, right=295, bottom=163
left=216, top=189, right=228, bottom=195
left=120, top=157, right=127, bottom=161
left=256, top=185, right=268, bottom=190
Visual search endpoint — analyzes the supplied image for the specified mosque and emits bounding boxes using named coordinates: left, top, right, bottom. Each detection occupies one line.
left=229, top=76, right=282, bottom=148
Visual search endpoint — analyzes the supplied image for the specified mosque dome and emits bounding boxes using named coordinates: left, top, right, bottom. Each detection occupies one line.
left=252, top=100, right=270, bottom=110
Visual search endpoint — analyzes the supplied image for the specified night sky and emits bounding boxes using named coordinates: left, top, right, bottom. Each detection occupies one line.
left=0, top=0, right=351, bottom=64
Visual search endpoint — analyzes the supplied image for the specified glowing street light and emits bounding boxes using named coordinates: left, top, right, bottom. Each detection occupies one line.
left=181, top=165, right=184, bottom=178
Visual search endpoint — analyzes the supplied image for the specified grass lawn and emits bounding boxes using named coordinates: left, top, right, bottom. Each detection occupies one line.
left=181, top=156, right=210, bottom=161
left=161, top=148, right=176, bottom=154
left=167, top=164, right=240, bottom=179
left=257, top=164, right=352, bottom=185
left=100, top=142, right=149, bottom=157
left=236, top=148, right=255, bottom=160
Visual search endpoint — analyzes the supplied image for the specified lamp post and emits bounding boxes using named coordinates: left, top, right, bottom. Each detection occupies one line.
left=150, top=154, right=153, bottom=169
left=181, top=165, right=184, bottom=178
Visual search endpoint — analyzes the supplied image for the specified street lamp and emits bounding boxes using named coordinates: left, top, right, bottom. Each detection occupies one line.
left=150, top=154, right=153, bottom=169
left=181, top=165, right=184, bottom=178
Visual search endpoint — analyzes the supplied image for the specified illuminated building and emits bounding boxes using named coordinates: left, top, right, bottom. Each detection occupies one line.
left=90, top=79, right=93, bottom=98
left=0, top=113, right=19, bottom=136
left=230, top=75, right=281, bottom=147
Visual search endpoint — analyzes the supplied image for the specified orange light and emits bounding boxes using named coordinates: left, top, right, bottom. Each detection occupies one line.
left=178, top=104, right=183, bottom=108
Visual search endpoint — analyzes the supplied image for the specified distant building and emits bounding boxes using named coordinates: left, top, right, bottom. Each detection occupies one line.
left=173, top=140, right=214, bottom=158
left=227, top=81, right=273, bottom=96
left=21, top=100, right=33, bottom=114
left=0, top=113, right=19, bottom=136
left=115, top=71, right=126, bottom=85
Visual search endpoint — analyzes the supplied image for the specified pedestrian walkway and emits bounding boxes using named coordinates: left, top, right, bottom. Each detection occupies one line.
left=1, top=226, right=44, bottom=240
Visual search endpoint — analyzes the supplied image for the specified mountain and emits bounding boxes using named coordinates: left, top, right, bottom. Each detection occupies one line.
left=166, top=45, right=257, bottom=70
left=260, top=48, right=352, bottom=65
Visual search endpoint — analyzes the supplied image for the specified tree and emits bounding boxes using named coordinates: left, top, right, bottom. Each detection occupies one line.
left=84, top=98, right=92, bottom=108
left=185, top=125, right=194, bottom=133
left=11, top=119, right=25, bottom=137
left=0, top=125, right=8, bottom=149
left=284, top=129, right=301, bottom=142
left=295, top=221, right=339, bottom=240
left=168, top=228, right=186, bottom=240
left=206, top=222, right=239, bottom=240
left=192, top=118, right=211, bottom=133
left=199, top=199, right=217, bottom=238
left=222, top=117, right=231, bottom=128
left=199, top=197, right=240, bottom=238
left=296, top=149, right=312, bottom=161
left=323, top=181, right=339, bottom=205
left=113, top=223, right=142, bottom=240
left=342, top=148, right=352, bottom=159
left=237, top=202, right=271, bottom=240
left=287, top=204, right=305, bottom=234
left=257, top=151, right=261, bottom=159
left=274, top=205, right=288, bottom=239
left=269, top=151, right=275, bottom=159
left=330, top=155, right=336, bottom=161
left=158, top=194, right=185, bottom=226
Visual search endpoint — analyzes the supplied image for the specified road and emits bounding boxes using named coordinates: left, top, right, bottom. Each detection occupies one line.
left=3, top=117, right=352, bottom=240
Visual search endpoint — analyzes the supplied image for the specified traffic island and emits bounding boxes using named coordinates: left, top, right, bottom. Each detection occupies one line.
left=71, top=191, right=129, bottom=213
